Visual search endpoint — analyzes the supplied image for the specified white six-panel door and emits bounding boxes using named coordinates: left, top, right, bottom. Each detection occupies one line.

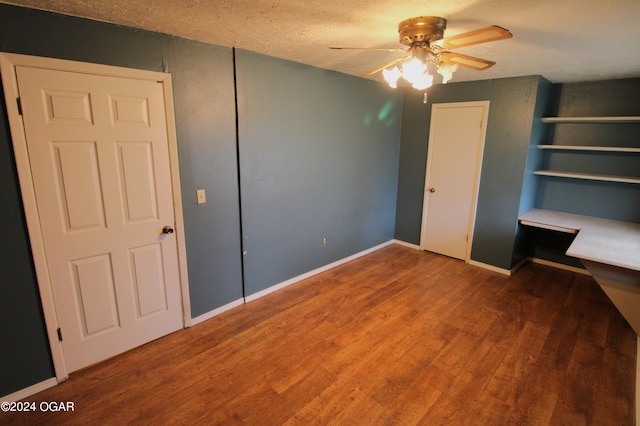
left=14, top=65, right=184, bottom=373
left=420, top=102, right=489, bottom=261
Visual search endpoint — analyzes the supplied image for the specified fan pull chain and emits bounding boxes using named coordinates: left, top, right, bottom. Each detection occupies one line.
left=423, top=91, right=428, bottom=104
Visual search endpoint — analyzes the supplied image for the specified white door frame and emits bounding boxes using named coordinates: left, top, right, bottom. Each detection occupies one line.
left=0, top=52, right=191, bottom=381
left=420, top=101, right=489, bottom=262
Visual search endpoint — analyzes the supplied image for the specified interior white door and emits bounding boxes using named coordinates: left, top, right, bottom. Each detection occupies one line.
left=421, top=102, right=489, bottom=260
left=16, top=66, right=183, bottom=372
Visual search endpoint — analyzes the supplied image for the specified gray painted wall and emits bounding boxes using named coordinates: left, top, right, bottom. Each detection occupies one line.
left=535, top=78, right=640, bottom=222
left=395, top=76, right=640, bottom=271
left=3, top=2, right=638, bottom=402
left=395, top=76, right=545, bottom=270
left=513, top=77, right=555, bottom=266
left=163, top=39, right=244, bottom=317
left=526, top=78, right=640, bottom=267
left=0, top=4, right=243, bottom=396
left=0, top=4, right=401, bottom=397
left=393, top=90, right=431, bottom=245
left=236, top=50, right=401, bottom=296
left=0, top=85, right=54, bottom=397
left=0, top=7, right=244, bottom=320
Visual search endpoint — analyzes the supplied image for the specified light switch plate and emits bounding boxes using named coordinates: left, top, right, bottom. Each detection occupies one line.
left=196, top=189, right=206, bottom=204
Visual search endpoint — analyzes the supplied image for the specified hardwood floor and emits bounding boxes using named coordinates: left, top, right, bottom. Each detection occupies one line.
left=2, top=245, right=636, bottom=425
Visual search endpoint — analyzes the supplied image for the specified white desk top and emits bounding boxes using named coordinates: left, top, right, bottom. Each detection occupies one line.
left=519, top=209, right=640, bottom=271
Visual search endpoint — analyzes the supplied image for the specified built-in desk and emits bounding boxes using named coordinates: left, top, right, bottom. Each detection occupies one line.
left=520, top=208, right=640, bottom=332
left=519, top=208, right=640, bottom=273
left=519, top=209, right=640, bottom=423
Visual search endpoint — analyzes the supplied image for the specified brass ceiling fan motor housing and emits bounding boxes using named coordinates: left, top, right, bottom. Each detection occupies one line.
left=398, top=16, right=447, bottom=46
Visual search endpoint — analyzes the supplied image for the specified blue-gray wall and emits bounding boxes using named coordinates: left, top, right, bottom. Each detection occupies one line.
left=513, top=77, right=555, bottom=266
left=235, top=50, right=401, bottom=296
left=0, top=6, right=244, bottom=322
left=535, top=78, right=640, bottom=222
left=394, top=76, right=547, bottom=270
left=0, top=4, right=401, bottom=397
left=395, top=76, right=640, bottom=271
left=0, top=84, right=54, bottom=398
left=163, top=39, right=243, bottom=317
left=3, top=2, right=638, bottom=401
left=526, top=78, right=640, bottom=267
left=0, top=4, right=243, bottom=396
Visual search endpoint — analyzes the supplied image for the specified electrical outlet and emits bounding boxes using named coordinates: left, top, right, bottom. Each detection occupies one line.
left=196, top=189, right=206, bottom=204
left=322, top=237, right=327, bottom=246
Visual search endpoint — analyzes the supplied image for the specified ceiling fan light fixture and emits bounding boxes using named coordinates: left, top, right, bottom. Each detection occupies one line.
left=382, top=56, right=438, bottom=89
left=411, top=73, right=433, bottom=90
left=383, top=66, right=402, bottom=88
left=401, top=58, right=427, bottom=84
left=337, top=15, right=511, bottom=92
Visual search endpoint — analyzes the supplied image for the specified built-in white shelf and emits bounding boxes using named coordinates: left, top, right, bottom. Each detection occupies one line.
left=536, top=116, right=640, bottom=185
left=541, top=116, right=640, bottom=123
left=534, top=170, right=640, bottom=184
left=537, top=145, right=640, bottom=153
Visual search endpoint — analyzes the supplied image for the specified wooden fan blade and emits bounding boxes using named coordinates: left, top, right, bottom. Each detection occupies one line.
left=437, top=51, right=495, bottom=70
left=363, top=56, right=410, bottom=77
left=436, top=25, right=512, bottom=50
left=330, top=47, right=407, bottom=52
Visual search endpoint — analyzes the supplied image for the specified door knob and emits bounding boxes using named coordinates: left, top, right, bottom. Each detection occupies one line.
left=428, top=187, right=436, bottom=193
left=162, top=226, right=174, bottom=234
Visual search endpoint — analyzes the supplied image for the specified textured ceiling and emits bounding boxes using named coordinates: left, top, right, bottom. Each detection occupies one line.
left=2, top=0, right=640, bottom=84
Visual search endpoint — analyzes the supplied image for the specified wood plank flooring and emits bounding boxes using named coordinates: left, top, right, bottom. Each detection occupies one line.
left=1, top=244, right=636, bottom=425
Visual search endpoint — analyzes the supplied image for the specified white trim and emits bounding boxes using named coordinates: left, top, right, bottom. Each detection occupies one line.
left=0, top=52, right=190, bottom=380
left=469, top=257, right=591, bottom=277
left=0, top=53, right=68, bottom=381
left=1, top=378, right=58, bottom=402
left=468, top=259, right=512, bottom=276
left=161, top=76, right=193, bottom=326
left=519, top=219, right=578, bottom=234
left=1, top=52, right=170, bottom=81
left=541, top=116, right=640, bottom=123
left=529, top=257, right=591, bottom=276
left=392, top=239, right=421, bottom=250
left=419, top=101, right=490, bottom=263
left=190, top=298, right=245, bottom=326
left=245, top=240, right=394, bottom=303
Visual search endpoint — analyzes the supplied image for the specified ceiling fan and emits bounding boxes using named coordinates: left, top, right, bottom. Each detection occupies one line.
left=331, top=16, right=512, bottom=94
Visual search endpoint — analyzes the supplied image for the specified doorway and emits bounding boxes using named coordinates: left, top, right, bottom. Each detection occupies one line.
left=420, top=101, right=489, bottom=261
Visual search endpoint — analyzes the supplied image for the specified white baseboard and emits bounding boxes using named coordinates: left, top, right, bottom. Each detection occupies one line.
left=468, top=259, right=513, bottom=276
left=245, top=240, right=394, bottom=303
left=469, top=257, right=591, bottom=277
left=391, top=239, right=421, bottom=250
left=1, top=377, right=58, bottom=402
left=529, top=257, right=590, bottom=276
left=190, top=298, right=245, bottom=326
left=393, top=242, right=519, bottom=277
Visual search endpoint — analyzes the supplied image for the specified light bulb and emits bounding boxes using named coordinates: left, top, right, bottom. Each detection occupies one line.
left=382, top=66, right=402, bottom=88
left=437, top=63, right=459, bottom=84
left=401, top=58, right=427, bottom=84
left=411, top=73, right=433, bottom=90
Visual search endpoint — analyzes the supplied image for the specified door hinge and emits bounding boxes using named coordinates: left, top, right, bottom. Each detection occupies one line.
left=16, top=97, right=23, bottom=115
left=57, top=327, right=63, bottom=342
